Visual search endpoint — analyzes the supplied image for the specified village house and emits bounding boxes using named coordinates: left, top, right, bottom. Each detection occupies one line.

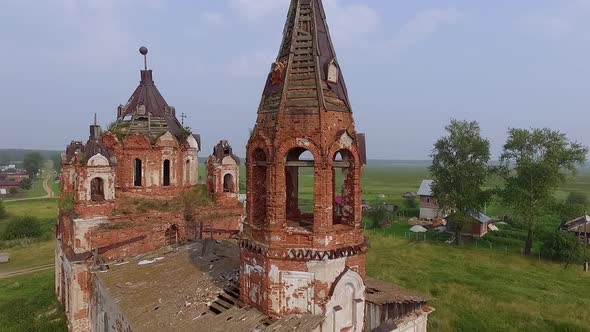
left=417, top=180, right=444, bottom=220
left=56, top=1, right=433, bottom=331
left=561, top=215, right=590, bottom=245
left=447, top=211, right=494, bottom=238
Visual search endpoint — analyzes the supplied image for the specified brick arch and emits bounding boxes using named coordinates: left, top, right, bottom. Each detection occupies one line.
left=274, top=138, right=323, bottom=230
left=247, top=133, right=272, bottom=162
left=328, top=141, right=362, bottom=228
left=246, top=136, right=272, bottom=227
left=276, top=138, right=323, bottom=166
left=327, top=140, right=361, bottom=167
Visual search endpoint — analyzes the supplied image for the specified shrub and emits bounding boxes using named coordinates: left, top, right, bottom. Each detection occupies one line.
left=395, top=208, right=420, bottom=218
left=1, top=216, right=43, bottom=240
left=0, top=200, right=7, bottom=220
left=19, top=178, right=33, bottom=190
left=541, top=231, right=582, bottom=265
left=365, top=207, right=392, bottom=229
left=566, top=192, right=588, bottom=206
left=59, top=193, right=74, bottom=214
left=403, top=198, right=418, bottom=209
left=8, top=187, right=18, bottom=195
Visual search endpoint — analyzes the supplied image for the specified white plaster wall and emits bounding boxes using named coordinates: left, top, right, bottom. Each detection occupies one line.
left=280, top=271, right=315, bottom=314
left=82, top=169, right=115, bottom=202
left=394, top=314, right=428, bottom=332
left=73, top=217, right=108, bottom=253
left=87, top=154, right=109, bottom=167
left=323, top=269, right=366, bottom=332
left=186, top=135, right=200, bottom=185
left=419, top=208, right=437, bottom=220
left=59, top=255, right=91, bottom=331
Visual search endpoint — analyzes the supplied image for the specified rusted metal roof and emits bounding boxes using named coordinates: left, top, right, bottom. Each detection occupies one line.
left=261, top=0, right=352, bottom=115
left=365, top=278, right=428, bottom=305
left=116, top=69, right=183, bottom=137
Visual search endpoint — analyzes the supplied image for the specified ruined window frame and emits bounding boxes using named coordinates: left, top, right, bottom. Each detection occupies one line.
left=133, top=159, right=142, bottom=187
left=163, top=159, right=171, bottom=186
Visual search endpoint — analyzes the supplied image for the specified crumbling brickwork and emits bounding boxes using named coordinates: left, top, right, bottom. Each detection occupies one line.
left=56, top=63, right=244, bottom=331
left=240, top=1, right=368, bottom=331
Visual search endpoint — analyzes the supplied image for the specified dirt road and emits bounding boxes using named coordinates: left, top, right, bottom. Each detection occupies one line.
left=0, top=264, right=54, bottom=279
left=3, top=169, right=55, bottom=202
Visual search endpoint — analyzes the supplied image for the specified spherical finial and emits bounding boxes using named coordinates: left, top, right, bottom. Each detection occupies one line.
left=139, top=46, right=148, bottom=55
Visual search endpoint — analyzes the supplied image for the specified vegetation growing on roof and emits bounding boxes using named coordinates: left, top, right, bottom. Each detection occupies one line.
left=105, top=121, right=128, bottom=142
left=178, top=127, right=193, bottom=143
left=59, top=193, right=74, bottom=215
left=112, top=185, right=211, bottom=216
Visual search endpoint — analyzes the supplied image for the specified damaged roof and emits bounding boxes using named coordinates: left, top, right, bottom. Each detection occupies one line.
left=260, top=0, right=352, bottom=114
left=365, top=278, right=428, bottom=305
left=95, top=240, right=323, bottom=332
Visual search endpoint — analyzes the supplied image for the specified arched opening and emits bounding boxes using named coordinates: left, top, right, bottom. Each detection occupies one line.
left=165, top=224, right=179, bottom=245
left=251, top=148, right=267, bottom=225
left=223, top=173, right=235, bottom=193
left=185, top=159, right=190, bottom=184
left=90, top=177, right=105, bottom=202
left=285, top=148, right=315, bottom=229
left=163, top=159, right=171, bottom=186
left=333, top=150, right=355, bottom=226
left=326, top=269, right=365, bottom=332
left=134, top=159, right=142, bottom=187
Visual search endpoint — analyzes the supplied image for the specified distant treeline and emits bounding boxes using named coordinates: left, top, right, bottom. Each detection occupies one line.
left=0, top=149, right=62, bottom=164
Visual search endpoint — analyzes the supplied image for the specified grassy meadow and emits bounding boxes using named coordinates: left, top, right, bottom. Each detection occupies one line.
left=0, top=270, right=67, bottom=331
left=367, top=232, right=590, bottom=331
left=0, top=198, right=65, bottom=331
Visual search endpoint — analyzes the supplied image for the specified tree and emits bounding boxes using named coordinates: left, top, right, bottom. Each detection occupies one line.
left=500, top=128, right=588, bottom=256
left=51, top=153, right=62, bottom=174
left=430, top=120, right=493, bottom=245
left=23, top=152, right=43, bottom=178
left=19, top=178, right=33, bottom=190
left=541, top=231, right=581, bottom=267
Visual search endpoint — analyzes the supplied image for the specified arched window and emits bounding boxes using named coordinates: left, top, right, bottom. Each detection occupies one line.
left=165, top=224, right=179, bottom=245
left=90, top=177, right=105, bottom=202
left=251, top=148, right=267, bottom=225
left=285, top=148, right=315, bottom=229
left=223, top=173, right=235, bottom=193
left=134, top=159, right=142, bottom=187
left=163, top=159, right=171, bottom=186
left=333, top=150, right=355, bottom=226
left=185, top=159, right=190, bottom=184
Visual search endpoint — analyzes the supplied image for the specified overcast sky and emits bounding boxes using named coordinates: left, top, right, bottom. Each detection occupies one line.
left=0, top=0, right=589, bottom=159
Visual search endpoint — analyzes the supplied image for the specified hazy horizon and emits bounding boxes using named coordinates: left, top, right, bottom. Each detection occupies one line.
left=1, top=0, right=589, bottom=159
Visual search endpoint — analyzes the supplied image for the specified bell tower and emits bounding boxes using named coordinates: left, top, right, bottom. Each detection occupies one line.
left=240, top=0, right=367, bottom=330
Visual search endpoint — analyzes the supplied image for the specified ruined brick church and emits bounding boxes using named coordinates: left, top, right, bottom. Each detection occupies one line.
left=56, top=1, right=432, bottom=331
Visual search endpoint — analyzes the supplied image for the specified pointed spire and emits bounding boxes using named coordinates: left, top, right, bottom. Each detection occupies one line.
left=260, top=0, right=351, bottom=115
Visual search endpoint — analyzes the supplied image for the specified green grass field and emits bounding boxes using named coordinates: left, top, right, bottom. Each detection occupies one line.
left=0, top=198, right=64, bottom=331
left=24, top=178, right=48, bottom=198
left=0, top=270, right=67, bottom=331
left=367, top=232, right=590, bottom=331
left=3, top=198, right=58, bottom=220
